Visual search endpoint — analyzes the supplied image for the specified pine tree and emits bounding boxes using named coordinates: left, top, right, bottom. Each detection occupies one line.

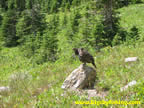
left=72, top=0, right=80, bottom=6
left=35, top=14, right=59, bottom=63
left=126, top=26, right=140, bottom=46
left=16, top=7, right=46, bottom=44
left=77, top=18, right=91, bottom=48
left=42, top=14, right=59, bottom=62
left=0, top=0, right=8, bottom=11
left=40, top=30, right=58, bottom=62
left=91, top=21, right=108, bottom=50
left=95, top=0, right=120, bottom=47
left=8, top=0, right=15, bottom=10
left=16, top=6, right=47, bottom=58
left=0, top=15, right=2, bottom=26
left=26, top=0, right=34, bottom=9
left=67, top=9, right=81, bottom=41
left=15, top=0, right=26, bottom=11
left=1, top=10, right=18, bottom=47
left=61, top=12, right=68, bottom=27
left=22, top=34, right=35, bottom=57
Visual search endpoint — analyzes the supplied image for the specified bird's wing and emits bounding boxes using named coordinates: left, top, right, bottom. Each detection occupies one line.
left=83, top=51, right=94, bottom=62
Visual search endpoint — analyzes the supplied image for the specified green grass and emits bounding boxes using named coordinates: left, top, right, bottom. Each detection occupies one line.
left=1, top=3, right=144, bottom=108
left=119, top=3, right=144, bottom=40
left=1, top=43, right=144, bottom=107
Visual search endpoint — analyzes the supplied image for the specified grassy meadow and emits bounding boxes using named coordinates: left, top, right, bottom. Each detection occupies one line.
left=0, top=3, right=144, bottom=108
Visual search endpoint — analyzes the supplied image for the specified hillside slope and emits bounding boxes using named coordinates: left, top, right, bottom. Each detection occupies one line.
left=0, top=3, right=144, bottom=108
left=119, top=4, right=144, bottom=39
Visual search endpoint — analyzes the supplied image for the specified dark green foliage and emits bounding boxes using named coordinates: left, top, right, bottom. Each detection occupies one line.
left=61, top=0, right=71, bottom=11
left=16, top=11, right=32, bottom=44
left=16, top=8, right=46, bottom=45
left=50, top=0, right=60, bottom=13
left=34, top=15, right=59, bottom=64
left=131, top=0, right=143, bottom=3
left=93, top=0, right=121, bottom=48
left=8, top=0, right=15, bottom=10
left=26, top=0, right=34, bottom=9
left=61, top=12, right=68, bottom=26
left=77, top=17, right=91, bottom=48
left=42, top=0, right=73, bottom=13
left=42, top=14, right=59, bottom=61
left=116, top=0, right=143, bottom=8
left=37, top=31, right=58, bottom=63
left=116, top=0, right=129, bottom=8
left=0, top=0, right=8, bottom=11
left=16, top=6, right=47, bottom=62
left=70, top=10, right=81, bottom=31
left=1, top=0, right=25, bottom=11
left=72, top=0, right=80, bottom=6
left=112, top=28, right=128, bottom=46
left=0, top=15, right=3, bottom=45
left=112, top=34, right=122, bottom=46
left=67, top=9, right=81, bottom=41
left=22, top=14, right=59, bottom=64
left=91, top=21, right=108, bottom=50
left=15, top=0, right=26, bottom=11
left=126, top=26, right=140, bottom=46
left=1, top=10, right=18, bottom=47
left=129, top=26, right=139, bottom=40
left=0, top=0, right=143, bottom=64
left=0, top=15, right=2, bottom=25
left=22, top=34, right=36, bottom=57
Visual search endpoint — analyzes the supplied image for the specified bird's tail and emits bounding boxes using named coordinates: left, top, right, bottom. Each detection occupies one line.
left=92, top=62, right=96, bottom=68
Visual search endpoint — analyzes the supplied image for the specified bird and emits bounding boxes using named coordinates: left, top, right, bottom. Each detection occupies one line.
left=72, top=48, right=96, bottom=68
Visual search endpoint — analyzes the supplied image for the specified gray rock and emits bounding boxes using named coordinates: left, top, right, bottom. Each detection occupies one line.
left=61, top=64, right=96, bottom=90
left=120, top=80, right=137, bottom=92
left=125, top=57, right=138, bottom=62
left=0, top=86, right=10, bottom=92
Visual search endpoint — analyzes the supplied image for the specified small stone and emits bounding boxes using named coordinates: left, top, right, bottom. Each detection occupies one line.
left=0, top=86, right=10, bottom=92
left=125, top=57, right=138, bottom=62
left=120, top=80, right=137, bottom=92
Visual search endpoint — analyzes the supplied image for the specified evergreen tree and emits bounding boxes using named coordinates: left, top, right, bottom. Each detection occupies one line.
left=16, top=11, right=32, bottom=44
left=1, top=10, right=18, bottom=47
left=91, top=21, right=108, bottom=50
left=50, top=0, right=59, bottom=13
left=0, top=15, right=2, bottom=26
left=35, top=15, right=59, bottom=63
left=0, top=0, right=8, bottom=11
left=43, top=0, right=51, bottom=13
left=61, top=12, right=68, bottom=27
left=16, top=6, right=47, bottom=59
left=72, top=0, right=80, bottom=6
left=8, top=0, right=15, bottom=10
left=67, top=9, right=81, bottom=41
left=15, top=0, right=26, bottom=11
left=95, top=0, right=120, bottom=47
left=26, top=0, right=34, bottom=9
left=40, top=30, right=58, bottom=62
left=16, top=7, right=46, bottom=45
left=126, top=26, right=140, bottom=46
left=77, top=18, right=91, bottom=48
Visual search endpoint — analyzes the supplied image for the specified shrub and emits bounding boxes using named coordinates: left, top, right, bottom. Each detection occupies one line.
left=126, top=26, right=140, bottom=46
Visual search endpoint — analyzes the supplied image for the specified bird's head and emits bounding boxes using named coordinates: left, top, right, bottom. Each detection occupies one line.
left=79, top=48, right=84, bottom=51
left=72, top=48, right=79, bottom=55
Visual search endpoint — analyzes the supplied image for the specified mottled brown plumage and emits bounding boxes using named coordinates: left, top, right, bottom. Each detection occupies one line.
left=72, top=48, right=96, bottom=68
